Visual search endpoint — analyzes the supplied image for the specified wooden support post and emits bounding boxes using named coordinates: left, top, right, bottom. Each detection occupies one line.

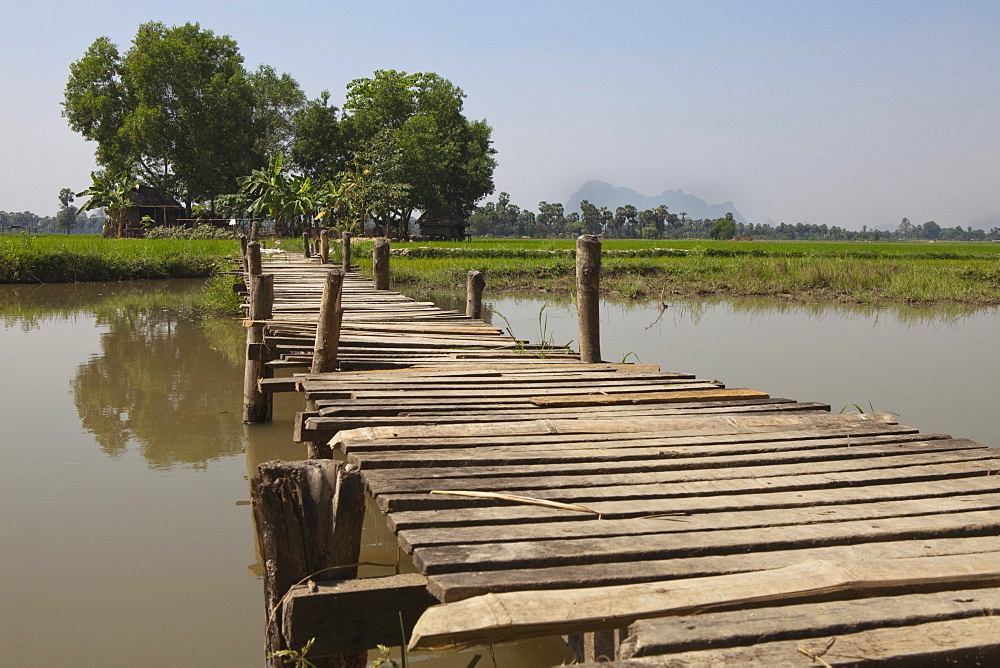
left=311, top=269, right=345, bottom=376
left=251, top=460, right=366, bottom=667
left=372, top=237, right=390, bottom=290
left=302, top=232, right=311, bottom=258
left=239, top=234, right=249, bottom=273
left=250, top=220, right=260, bottom=242
left=243, top=273, right=274, bottom=423
left=466, top=270, right=486, bottom=319
left=247, top=241, right=263, bottom=277
left=576, top=234, right=602, bottom=363
left=319, top=230, right=329, bottom=264
left=341, top=231, right=351, bottom=272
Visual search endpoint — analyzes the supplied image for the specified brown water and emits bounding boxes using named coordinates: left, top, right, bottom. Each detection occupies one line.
left=2, top=281, right=996, bottom=666
left=0, top=280, right=573, bottom=667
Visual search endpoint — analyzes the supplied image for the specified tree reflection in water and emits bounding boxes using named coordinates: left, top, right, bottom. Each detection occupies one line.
left=67, top=285, right=246, bottom=469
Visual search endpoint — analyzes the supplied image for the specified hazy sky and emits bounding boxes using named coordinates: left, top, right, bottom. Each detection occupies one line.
left=2, top=0, right=997, bottom=228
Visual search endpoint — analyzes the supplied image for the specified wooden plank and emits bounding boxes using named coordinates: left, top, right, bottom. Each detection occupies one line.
left=362, top=441, right=978, bottom=493
left=530, top=388, right=769, bottom=407
left=397, top=493, right=1000, bottom=551
left=427, top=534, right=1000, bottom=602
left=620, top=586, right=1000, bottom=658
left=407, top=552, right=1000, bottom=650
left=331, top=412, right=899, bottom=443
left=351, top=429, right=947, bottom=470
left=281, top=574, right=437, bottom=657
left=615, top=615, right=1000, bottom=666
left=368, top=450, right=998, bottom=516
left=410, top=506, right=1000, bottom=575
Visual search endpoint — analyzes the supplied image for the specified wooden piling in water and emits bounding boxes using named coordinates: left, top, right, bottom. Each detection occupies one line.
left=576, top=234, right=602, bottom=363
left=341, top=232, right=351, bottom=272
left=247, top=240, right=263, bottom=277
left=466, top=270, right=486, bottom=319
left=372, top=237, right=390, bottom=290
left=239, top=234, right=249, bottom=273
left=311, top=269, right=345, bottom=376
left=243, top=264, right=274, bottom=423
left=251, top=459, right=366, bottom=667
left=319, top=230, right=329, bottom=264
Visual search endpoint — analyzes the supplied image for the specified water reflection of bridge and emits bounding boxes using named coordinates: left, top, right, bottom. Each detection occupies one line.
left=246, top=242, right=1000, bottom=666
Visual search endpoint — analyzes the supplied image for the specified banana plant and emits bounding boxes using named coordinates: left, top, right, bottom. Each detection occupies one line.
left=76, top=170, right=139, bottom=237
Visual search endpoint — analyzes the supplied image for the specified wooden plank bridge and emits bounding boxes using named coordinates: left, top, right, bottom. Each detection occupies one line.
left=242, top=239, right=1000, bottom=666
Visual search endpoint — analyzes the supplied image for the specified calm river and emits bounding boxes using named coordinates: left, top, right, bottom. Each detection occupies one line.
left=1, top=280, right=996, bottom=666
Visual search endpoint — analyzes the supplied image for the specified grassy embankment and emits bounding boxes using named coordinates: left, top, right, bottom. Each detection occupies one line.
left=351, top=238, right=1000, bottom=306
left=0, top=234, right=239, bottom=283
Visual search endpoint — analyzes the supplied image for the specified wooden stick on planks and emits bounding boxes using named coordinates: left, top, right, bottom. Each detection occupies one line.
left=407, top=552, right=1000, bottom=650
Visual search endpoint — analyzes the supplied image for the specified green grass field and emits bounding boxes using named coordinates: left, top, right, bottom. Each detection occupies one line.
left=3, top=234, right=997, bottom=306
left=349, top=238, right=1000, bottom=306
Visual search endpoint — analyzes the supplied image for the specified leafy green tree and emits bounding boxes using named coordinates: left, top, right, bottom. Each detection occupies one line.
left=709, top=215, right=737, bottom=240
left=536, top=201, right=566, bottom=237
left=342, top=70, right=496, bottom=238
left=55, top=188, right=77, bottom=234
left=290, top=91, right=349, bottom=182
left=921, top=220, right=942, bottom=239
left=64, top=22, right=298, bottom=214
left=579, top=200, right=601, bottom=235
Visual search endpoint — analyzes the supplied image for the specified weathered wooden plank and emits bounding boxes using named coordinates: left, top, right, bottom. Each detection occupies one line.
left=410, top=507, right=1000, bottom=575
left=620, top=586, right=1000, bottom=658
left=407, top=552, right=1000, bottom=650
left=351, top=429, right=949, bottom=471
left=281, top=573, right=437, bottom=657
left=362, top=440, right=977, bottom=490
left=390, top=475, right=1000, bottom=531
left=427, top=534, right=1000, bottom=602
left=364, top=445, right=989, bottom=497
left=338, top=412, right=881, bottom=453
left=530, top=388, right=769, bottom=407
left=398, top=493, right=1000, bottom=551
left=615, top=615, right=1000, bottom=666
left=331, top=412, right=898, bottom=443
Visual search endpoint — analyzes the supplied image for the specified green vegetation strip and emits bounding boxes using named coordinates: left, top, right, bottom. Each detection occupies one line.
left=355, top=239, right=1000, bottom=306
left=0, top=235, right=239, bottom=283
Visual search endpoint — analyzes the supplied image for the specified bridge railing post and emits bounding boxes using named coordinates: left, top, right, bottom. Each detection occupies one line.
left=466, top=270, right=486, bottom=319
left=341, top=231, right=352, bottom=272
left=319, top=230, right=329, bottom=264
left=576, top=234, right=602, bottom=363
left=243, top=243, right=274, bottom=423
left=373, top=237, right=390, bottom=290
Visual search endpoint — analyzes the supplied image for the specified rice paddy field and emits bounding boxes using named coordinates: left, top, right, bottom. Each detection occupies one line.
left=3, top=234, right=998, bottom=306
left=350, top=238, right=1000, bottom=306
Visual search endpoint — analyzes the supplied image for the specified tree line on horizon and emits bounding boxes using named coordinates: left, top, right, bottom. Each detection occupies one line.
left=61, top=21, right=495, bottom=238
left=469, top=195, right=1000, bottom=242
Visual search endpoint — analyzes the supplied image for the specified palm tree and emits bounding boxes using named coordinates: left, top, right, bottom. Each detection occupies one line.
left=76, top=170, right=139, bottom=237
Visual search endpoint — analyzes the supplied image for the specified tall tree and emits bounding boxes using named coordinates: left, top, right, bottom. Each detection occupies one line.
left=64, top=22, right=298, bottom=214
left=55, top=188, right=77, bottom=234
left=342, top=70, right=496, bottom=237
left=290, top=91, right=348, bottom=182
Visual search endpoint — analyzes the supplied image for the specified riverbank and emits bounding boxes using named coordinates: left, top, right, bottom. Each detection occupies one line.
left=0, top=235, right=238, bottom=283
left=363, top=239, right=1000, bottom=306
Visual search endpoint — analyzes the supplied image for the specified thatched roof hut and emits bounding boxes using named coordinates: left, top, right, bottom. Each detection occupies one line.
left=416, top=209, right=469, bottom=241
left=123, top=185, right=183, bottom=232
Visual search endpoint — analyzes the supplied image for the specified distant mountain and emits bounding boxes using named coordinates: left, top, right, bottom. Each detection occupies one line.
left=567, top=180, right=747, bottom=224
